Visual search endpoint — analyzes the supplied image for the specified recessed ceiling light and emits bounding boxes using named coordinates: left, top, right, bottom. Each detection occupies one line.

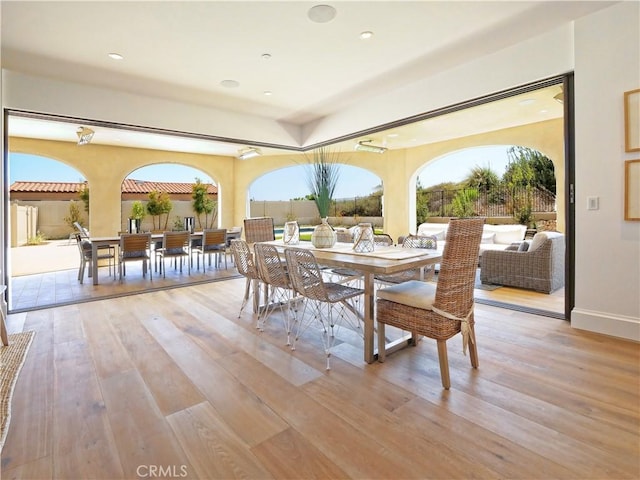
left=220, top=79, right=239, bottom=88
left=308, top=4, right=337, bottom=23
left=519, top=98, right=535, bottom=106
left=108, top=52, right=123, bottom=60
left=263, top=91, right=272, bottom=96
left=261, top=53, right=272, bottom=60
left=360, top=31, right=374, bottom=40
left=386, top=133, right=399, bottom=138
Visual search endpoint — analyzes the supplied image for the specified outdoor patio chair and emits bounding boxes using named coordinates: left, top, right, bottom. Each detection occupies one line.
left=192, top=228, right=227, bottom=271
left=254, top=242, right=296, bottom=344
left=74, top=232, right=115, bottom=284
left=156, top=231, right=191, bottom=277
left=284, top=246, right=364, bottom=370
left=376, top=217, right=484, bottom=389
left=119, top=233, right=153, bottom=280
left=375, top=234, right=438, bottom=286
left=243, top=217, right=275, bottom=243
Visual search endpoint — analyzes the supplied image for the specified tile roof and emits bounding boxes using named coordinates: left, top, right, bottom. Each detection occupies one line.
left=10, top=179, right=217, bottom=194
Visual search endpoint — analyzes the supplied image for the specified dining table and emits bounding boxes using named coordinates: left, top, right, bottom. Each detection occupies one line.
left=89, top=229, right=242, bottom=286
left=261, top=240, right=442, bottom=364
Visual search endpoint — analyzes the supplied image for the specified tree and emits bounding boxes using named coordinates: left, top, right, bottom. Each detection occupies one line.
left=504, top=148, right=537, bottom=226
left=192, top=178, right=216, bottom=229
left=504, top=146, right=555, bottom=193
left=63, top=200, right=84, bottom=229
left=78, top=184, right=90, bottom=213
left=451, top=188, right=478, bottom=218
left=464, top=165, right=500, bottom=192
left=146, top=190, right=173, bottom=230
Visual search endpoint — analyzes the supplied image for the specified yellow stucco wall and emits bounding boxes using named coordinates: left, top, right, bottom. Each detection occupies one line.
left=10, top=138, right=234, bottom=236
left=9, top=117, right=564, bottom=240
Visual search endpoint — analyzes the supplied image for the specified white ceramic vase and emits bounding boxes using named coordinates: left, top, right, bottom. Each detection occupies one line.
left=311, top=217, right=337, bottom=248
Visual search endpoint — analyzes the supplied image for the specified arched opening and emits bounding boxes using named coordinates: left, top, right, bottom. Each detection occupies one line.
left=123, top=164, right=218, bottom=233
left=248, top=164, right=382, bottom=228
left=417, top=145, right=564, bottom=317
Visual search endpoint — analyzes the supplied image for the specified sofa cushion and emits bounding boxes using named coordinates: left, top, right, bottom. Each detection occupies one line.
left=417, top=222, right=448, bottom=241
left=529, top=231, right=563, bottom=252
left=481, top=232, right=495, bottom=244
left=483, top=224, right=527, bottom=244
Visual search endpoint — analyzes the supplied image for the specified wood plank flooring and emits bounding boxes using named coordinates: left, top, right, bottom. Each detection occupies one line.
left=2, top=277, right=637, bottom=479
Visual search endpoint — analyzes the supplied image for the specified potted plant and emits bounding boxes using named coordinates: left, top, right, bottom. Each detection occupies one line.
left=305, top=147, right=341, bottom=248
left=129, top=200, right=146, bottom=233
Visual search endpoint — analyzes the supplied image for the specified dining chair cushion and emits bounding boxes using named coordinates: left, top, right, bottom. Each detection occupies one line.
left=122, top=250, right=147, bottom=258
left=376, top=280, right=436, bottom=310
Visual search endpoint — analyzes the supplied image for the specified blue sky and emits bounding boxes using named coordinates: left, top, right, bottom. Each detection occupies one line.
left=8, top=145, right=513, bottom=199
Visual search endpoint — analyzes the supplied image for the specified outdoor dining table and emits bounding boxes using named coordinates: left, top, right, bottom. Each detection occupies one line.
left=261, top=240, right=442, bottom=364
left=89, top=231, right=210, bottom=285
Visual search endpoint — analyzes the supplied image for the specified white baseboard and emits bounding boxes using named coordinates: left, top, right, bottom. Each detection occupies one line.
left=571, top=308, right=640, bottom=342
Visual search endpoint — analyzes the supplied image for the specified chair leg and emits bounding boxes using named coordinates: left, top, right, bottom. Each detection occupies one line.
left=436, top=339, right=451, bottom=390
left=238, top=277, right=252, bottom=318
left=78, top=260, right=85, bottom=284
left=468, top=324, right=479, bottom=368
left=377, top=321, right=386, bottom=362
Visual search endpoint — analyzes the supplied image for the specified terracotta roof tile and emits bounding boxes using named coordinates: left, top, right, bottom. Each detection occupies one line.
left=10, top=179, right=217, bottom=195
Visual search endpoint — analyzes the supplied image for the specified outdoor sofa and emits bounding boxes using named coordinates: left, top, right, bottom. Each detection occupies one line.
left=480, top=231, right=565, bottom=293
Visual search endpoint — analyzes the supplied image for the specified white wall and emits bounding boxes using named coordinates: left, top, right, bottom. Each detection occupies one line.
left=571, top=1, right=640, bottom=340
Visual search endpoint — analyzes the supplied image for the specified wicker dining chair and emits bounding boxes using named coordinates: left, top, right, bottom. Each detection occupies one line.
left=376, top=218, right=484, bottom=389
left=254, top=242, right=296, bottom=345
left=156, top=231, right=191, bottom=277
left=229, top=239, right=261, bottom=319
left=284, top=247, right=364, bottom=370
left=192, top=228, right=227, bottom=271
left=119, top=233, right=153, bottom=280
left=374, top=234, right=438, bottom=286
left=243, top=217, right=275, bottom=243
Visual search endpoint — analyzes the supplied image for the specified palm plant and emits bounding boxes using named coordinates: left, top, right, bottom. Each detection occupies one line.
left=305, top=147, right=341, bottom=219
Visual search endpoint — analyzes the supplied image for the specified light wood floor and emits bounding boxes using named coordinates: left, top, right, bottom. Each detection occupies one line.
left=2, top=278, right=637, bottom=479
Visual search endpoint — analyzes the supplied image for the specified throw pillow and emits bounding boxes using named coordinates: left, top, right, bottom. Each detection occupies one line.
left=505, top=242, right=520, bottom=251
left=528, top=232, right=548, bottom=252
left=481, top=233, right=495, bottom=244
left=518, top=241, right=530, bottom=252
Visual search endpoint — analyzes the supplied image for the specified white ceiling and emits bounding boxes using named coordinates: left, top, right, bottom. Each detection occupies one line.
left=1, top=1, right=614, bottom=155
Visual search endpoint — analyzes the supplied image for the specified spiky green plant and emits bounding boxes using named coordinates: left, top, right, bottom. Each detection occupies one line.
left=304, top=147, right=341, bottom=219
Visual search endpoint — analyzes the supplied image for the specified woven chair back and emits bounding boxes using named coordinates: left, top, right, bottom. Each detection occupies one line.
left=284, top=247, right=327, bottom=302
left=254, top=243, right=289, bottom=289
left=244, top=217, right=275, bottom=243
left=402, top=234, right=437, bottom=249
left=373, top=234, right=394, bottom=246
left=434, top=218, right=484, bottom=318
left=230, top=239, right=259, bottom=280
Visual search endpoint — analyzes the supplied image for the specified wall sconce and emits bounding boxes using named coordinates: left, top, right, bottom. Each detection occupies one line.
left=76, top=126, right=95, bottom=146
left=354, top=140, right=387, bottom=154
left=237, top=147, right=262, bottom=160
